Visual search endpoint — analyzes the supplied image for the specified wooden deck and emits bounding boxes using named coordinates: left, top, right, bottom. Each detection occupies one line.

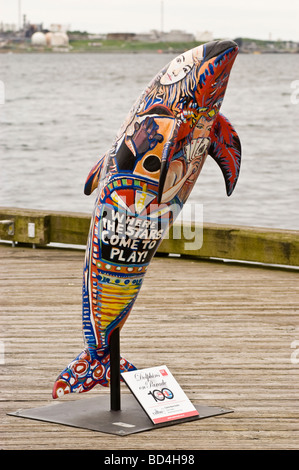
left=1, top=243, right=299, bottom=450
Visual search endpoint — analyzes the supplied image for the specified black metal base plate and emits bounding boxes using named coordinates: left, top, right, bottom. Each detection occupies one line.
left=8, top=394, right=233, bottom=436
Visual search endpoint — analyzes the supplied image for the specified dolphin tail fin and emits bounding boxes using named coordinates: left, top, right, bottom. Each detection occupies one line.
left=52, top=348, right=136, bottom=399
left=84, top=154, right=108, bottom=195
left=209, top=113, right=241, bottom=196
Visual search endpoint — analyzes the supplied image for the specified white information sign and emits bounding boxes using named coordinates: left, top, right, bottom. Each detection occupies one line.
left=122, top=365, right=199, bottom=424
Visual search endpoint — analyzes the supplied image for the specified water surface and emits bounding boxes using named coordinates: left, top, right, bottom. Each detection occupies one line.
left=0, top=52, right=298, bottom=229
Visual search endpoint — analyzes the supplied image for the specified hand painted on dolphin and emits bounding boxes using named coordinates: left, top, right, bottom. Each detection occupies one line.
left=130, top=116, right=164, bottom=156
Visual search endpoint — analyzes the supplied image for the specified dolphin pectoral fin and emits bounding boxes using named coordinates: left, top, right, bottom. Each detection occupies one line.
left=52, top=348, right=136, bottom=399
left=84, top=154, right=107, bottom=195
left=208, top=113, right=241, bottom=196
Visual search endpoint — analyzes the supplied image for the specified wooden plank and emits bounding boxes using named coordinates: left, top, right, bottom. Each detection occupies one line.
left=1, top=244, right=299, bottom=450
left=49, top=211, right=90, bottom=246
left=1, top=207, right=298, bottom=267
left=159, top=223, right=299, bottom=267
left=0, top=208, right=50, bottom=245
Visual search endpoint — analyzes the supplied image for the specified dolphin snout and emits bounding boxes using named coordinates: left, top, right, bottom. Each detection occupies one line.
left=204, top=40, right=238, bottom=61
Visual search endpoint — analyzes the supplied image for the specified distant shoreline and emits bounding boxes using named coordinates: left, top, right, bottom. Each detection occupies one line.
left=1, top=37, right=298, bottom=55
left=1, top=48, right=297, bottom=55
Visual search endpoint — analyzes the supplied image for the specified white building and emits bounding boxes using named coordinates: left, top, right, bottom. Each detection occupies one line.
left=49, top=24, right=70, bottom=33
left=160, top=30, right=195, bottom=42
left=195, top=31, right=213, bottom=42
left=46, top=32, right=69, bottom=47
left=0, top=23, right=17, bottom=32
left=135, top=29, right=195, bottom=43
left=31, top=31, right=47, bottom=46
left=31, top=31, right=69, bottom=48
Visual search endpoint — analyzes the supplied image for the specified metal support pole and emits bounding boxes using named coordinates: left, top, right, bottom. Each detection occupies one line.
left=109, top=328, right=121, bottom=411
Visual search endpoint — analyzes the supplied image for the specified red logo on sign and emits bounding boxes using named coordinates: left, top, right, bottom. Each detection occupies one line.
left=159, top=369, right=168, bottom=376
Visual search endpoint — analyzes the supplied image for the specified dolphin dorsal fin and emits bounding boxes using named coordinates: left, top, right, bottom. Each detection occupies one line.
left=84, top=154, right=107, bottom=195
left=209, top=113, right=241, bottom=196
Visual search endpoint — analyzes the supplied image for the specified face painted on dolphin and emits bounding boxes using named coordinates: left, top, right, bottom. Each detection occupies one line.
left=160, top=45, right=204, bottom=85
left=155, top=41, right=241, bottom=202
left=194, top=114, right=215, bottom=137
left=162, top=112, right=217, bottom=204
left=107, top=42, right=237, bottom=195
left=53, top=40, right=242, bottom=399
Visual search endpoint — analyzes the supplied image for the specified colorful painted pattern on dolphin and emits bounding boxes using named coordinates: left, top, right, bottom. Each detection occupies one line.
left=52, top=40, right=242, bottom=399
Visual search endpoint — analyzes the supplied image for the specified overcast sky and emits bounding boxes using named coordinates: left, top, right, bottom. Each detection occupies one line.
left=1, top=0, right=299, bottom=42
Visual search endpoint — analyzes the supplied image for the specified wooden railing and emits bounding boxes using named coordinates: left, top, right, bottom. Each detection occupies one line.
left=0, top=207, right=298, bottom=267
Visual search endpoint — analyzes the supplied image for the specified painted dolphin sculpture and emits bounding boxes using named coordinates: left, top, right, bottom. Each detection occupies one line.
left=53, top=40, right=241, bottom=398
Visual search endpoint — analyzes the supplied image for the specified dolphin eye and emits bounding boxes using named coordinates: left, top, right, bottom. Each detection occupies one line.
left=183, top=66, right=191, bottom=73
left=143, top=155, right=161, bottom=172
